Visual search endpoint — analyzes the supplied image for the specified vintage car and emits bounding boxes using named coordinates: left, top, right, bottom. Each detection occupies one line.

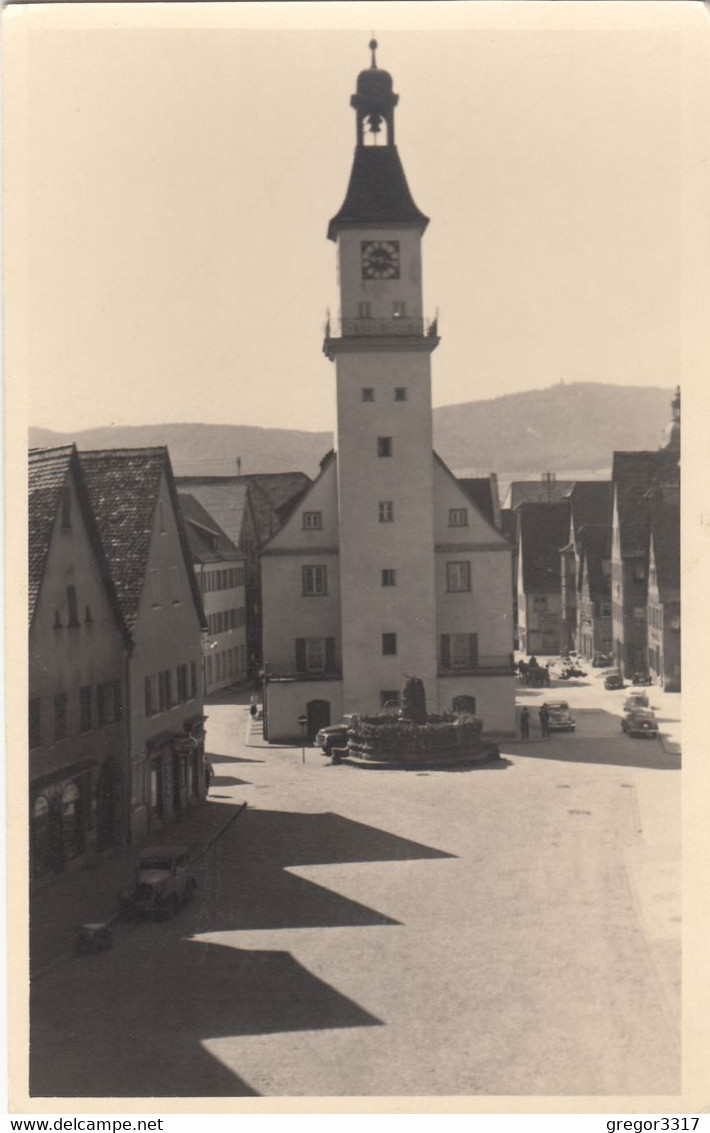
left=604, top=671, right=625, bottom=690
left=631, top=671, right=653, bottom=686
left=120, top=845, right=197, bottom=919
left=315, top=723, right=349, bottom=755
left=593, top=652, right=614, bottom=668
left=623, top=692, right=650, bottom=713
left=621, top=708, right=659, bottom=738
left=543, top=700, right=576, bottom=731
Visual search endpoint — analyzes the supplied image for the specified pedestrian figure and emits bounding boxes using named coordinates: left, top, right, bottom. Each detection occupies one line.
left=204, top=760, right=214, bottom=793
left=539, top=704, right=551, bottom=738
left=520, top=707, right=530, bottom=740
left=249, top=696, right=258, bottom=719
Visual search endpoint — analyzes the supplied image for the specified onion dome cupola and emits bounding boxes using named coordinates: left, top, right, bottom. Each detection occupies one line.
left=327, top=40, right=429, bottom=242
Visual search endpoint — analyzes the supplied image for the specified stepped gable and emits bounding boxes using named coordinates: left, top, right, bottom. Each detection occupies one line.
left=79, top=447, right=205, bottom=630
left=177, top=492, right=242, bottom=562
left=518, top=500, right=571, bottom=592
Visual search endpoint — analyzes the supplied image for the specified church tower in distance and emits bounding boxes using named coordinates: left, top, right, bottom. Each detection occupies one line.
left=260, top=44, right=515, bottom=741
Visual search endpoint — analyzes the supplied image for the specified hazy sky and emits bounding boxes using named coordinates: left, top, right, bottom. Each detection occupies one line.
left=6, top=2, right=705, bottom=433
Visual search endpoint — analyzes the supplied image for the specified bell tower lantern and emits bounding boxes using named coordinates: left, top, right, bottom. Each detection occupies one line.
left=351, top=39, right=399, bottom=146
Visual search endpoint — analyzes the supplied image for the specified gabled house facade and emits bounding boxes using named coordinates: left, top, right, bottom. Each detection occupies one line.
left=558, top=482, right=612, bottom=654
left=80, top=448, right=207, bottom=840
left=178, top=492, right=248, bottom=694
left=29, top=446, right=131, bottom=879
left=576, top=527, right=613, bottom=662
left=647, top=495, right=680, bottom=690
left=516, top=500, right=570, bottom=655
left=610, top=449, right=679, bottom=678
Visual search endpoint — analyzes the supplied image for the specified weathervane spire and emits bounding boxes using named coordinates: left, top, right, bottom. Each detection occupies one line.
left=369, top=36, right=378, bottom=68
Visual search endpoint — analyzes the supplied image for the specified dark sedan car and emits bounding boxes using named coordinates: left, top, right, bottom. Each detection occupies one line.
left=604, top=671, right=624, bottom=690
left=621, top=708, right=659, bottom=738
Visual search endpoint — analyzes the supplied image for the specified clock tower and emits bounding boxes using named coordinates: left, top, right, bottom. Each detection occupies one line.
left=324, top=41, right=441, bottom=714
left=260, top=43, right=515, bottom=743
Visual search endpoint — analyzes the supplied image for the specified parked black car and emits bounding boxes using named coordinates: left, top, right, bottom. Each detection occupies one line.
left=604, top=671, right=625, bottom=690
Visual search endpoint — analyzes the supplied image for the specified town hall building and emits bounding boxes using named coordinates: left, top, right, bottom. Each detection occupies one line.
left=260, top=44, right=515, bottom=742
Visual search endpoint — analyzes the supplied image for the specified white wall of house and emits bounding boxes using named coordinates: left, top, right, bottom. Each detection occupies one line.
left=437, top=676, right=516, bottom=735
left=264, top=679, right=344, bottom=744
left=128, top=470, right=205, bottom=839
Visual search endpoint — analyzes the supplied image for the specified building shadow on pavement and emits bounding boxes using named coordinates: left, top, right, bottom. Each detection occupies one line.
left=206, top=751, right=265, bottom=765
left=191, top=807, right=455, bottom=933
left=31, top=804, right=449, bottom=1098
left=31, top=935, right=381, bottom=1097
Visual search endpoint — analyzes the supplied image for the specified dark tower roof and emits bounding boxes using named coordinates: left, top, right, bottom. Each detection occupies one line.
left=328, top=41, right=429, bottom=241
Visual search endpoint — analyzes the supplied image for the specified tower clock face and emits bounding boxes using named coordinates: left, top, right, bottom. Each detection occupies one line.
left=361, top=240, right=400, bottom=280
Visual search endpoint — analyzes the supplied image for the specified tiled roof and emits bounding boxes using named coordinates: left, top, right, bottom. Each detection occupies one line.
left=28, top=446, right=75, bottom=623
left=518, top=500, right=571, bottom=592
left=458, top=478, right=496, bottom=527
left=650, top=497, right=680, bottom=602
left=79, top=447, right=205, bottom=630
left=328, top=146, right=429, bottom=241
left=507, top=480, right=577, bottom=510
left=569, top=481, right=612, bottom=541
left=612, top=450, right=680, bottom=558
left=251, top=472, right=311, bottom=514
left=178, top=492, right=243, bottom=563
left=28, top=445, right=130, bottom=639
left=174, top=477, right=251, bottom=549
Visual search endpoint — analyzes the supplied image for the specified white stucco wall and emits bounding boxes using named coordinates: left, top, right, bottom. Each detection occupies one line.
left=437, top=676, right=516, bottom=736
left=264, top=679, right=344, bottom=744
left=337, top=227, right=424, bottom=322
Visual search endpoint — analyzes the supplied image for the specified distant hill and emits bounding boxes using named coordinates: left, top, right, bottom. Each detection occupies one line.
left=29, top=382, right=673, bottom=479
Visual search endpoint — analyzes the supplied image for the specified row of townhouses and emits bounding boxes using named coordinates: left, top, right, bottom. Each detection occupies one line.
left=28, top=442, right=313, bottom=879
left=509, top=389, right=680, bottom=689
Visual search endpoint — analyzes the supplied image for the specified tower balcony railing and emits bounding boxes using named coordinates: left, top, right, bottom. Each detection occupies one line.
left=324, top=314, right=439, bottom=341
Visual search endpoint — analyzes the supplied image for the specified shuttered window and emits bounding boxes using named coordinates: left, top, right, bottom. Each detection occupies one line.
left=440, top=633, right=478, bottom=670
left=295, top=637, right=336, bottom=673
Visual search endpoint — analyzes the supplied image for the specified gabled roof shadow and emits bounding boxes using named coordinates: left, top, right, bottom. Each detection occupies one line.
left=31, top=938, right=381, bottom=1098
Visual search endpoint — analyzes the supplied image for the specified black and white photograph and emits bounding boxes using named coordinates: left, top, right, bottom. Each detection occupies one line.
left=6, top=0, right=709, bottom=1116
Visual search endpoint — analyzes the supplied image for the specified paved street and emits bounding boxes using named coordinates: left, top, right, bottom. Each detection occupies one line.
left=30, top=675, right=681, bottom=1099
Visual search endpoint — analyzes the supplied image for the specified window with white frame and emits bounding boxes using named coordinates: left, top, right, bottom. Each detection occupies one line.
left=303, top=511, right=323, bottom=530
left=394, top=387, right=407, bottom=401
left=440, top=633, right=479, bottom=670
left=379, top=501, right=394, bottom=523
left=362, top=388, right=375, bottom=402
left=448, top=508, right=468, bottom=527
left=381, top=569, right=397, bottom=587
left=302, top=565, right=328, bottom=596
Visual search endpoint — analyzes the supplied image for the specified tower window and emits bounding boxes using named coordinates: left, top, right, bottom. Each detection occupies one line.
left=448, top=508, right=469, bottom=527
left=362, top=388, right=375, bottom=402
left=358, top=302, right=372, bottom=319
left=303, top=511, right=322, bottom=530
left=377, top=437, right=393, bottom=458
left=302, top=565, right=328, bottom=596
left=446, top=562, right=471, bottom=592
left=394, top=387, right=408, bottom=401
left=381, top=569, right=397, bottom=587
left=382, top=633, right=397, bottom=656
left=392, top=301, right=407, bottom=318
left=378, top=501, right=394, bottom=523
